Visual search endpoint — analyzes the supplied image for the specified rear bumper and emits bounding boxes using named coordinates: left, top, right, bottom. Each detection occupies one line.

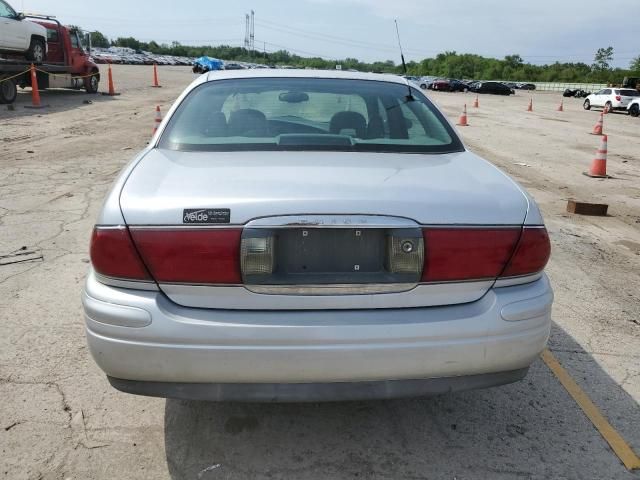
left=107, top=368, right=529, bottom=402
left=83, top=271, right=553, bottom=399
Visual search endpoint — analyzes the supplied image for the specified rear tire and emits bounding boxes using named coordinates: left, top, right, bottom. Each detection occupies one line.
left=605, top=101, right=613, bottom=113
left=0, top=78, right=17, bottom=104
left=26, top=38, right=45, bottom=63
left=583, top=99, right=591, bottom=110
left=420, top=83, right=427, bottom=90
left=629, top=104, right=640, bottom=117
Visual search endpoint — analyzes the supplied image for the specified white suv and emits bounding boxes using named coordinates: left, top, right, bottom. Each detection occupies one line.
left=584, top=87, right=640, bottom=112
left=0, top=0, right=47, bottom=62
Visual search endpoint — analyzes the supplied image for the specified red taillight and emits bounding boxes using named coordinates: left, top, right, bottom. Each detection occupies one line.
left=616, top=95, right=621, bottom=101
left=129, top=229, right=242, bottom=284
left=421, top=226, right=550, bottom=282
left=501, top=227, right=550, bottom=277
left=90, top=227, right=151, bottom=280
left=422, top=228, right=520, bottom=282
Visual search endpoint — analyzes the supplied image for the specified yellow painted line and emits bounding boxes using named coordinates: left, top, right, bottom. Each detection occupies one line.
left=541, top=348, right=640, bottom=471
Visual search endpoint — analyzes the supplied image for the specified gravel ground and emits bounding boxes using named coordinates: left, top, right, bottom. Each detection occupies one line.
left=0, top=65, right=638, bottom=480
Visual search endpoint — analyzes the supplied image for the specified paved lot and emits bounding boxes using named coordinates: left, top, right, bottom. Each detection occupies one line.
left=0, top=66, right=638, bottom=480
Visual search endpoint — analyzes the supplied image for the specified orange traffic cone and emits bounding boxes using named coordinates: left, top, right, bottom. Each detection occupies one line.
left=591, top=113, right=604, bottom=136
left=24, top=64, right=45, bottom=109
left=472, top=95, right=479, bottom=108
left=527, top=98, right=533, bottom=112
left=101, top=63, right=120, bottom=96
left=153, top=105, right=162, bottom=135
left=456, top=104, right=469, bottom=126
left=151, top=63, right=162, bottom=88
left=557, top=100, right=564, bottom=112
left=584, top=135, right=609, bottom=178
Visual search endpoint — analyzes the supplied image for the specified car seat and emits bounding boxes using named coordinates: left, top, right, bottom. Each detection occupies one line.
left=228, top=109, right=268, bottom=137
left=329, top=111, right=367, bottom=138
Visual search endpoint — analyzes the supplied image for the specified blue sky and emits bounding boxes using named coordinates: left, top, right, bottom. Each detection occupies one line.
left=17, top=0, right=637, bottom=67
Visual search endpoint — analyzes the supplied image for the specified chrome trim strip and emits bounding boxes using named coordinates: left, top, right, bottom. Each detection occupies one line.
left=95, top=273, right=159, bottom=291
left=243, top=283, right=418, bottom=296
left=157, top=278, right=497, bottom=289
left=123, top=224, right=533, bottom=230
left=245, top=215, right=419, bottom=229
left=94, top=225, right=127, bottom=230
left=158, top=281, right=495, bottom=309
left=127, top=225, right=244, bottom=230
left=493, top=272, right=543, bottom=288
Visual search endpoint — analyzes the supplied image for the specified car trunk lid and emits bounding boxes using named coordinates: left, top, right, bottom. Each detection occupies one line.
left=120, top=149, right=530, bottom=309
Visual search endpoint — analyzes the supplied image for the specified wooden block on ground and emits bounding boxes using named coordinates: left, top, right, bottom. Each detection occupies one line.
left=567, top=199, right=608, bottom=216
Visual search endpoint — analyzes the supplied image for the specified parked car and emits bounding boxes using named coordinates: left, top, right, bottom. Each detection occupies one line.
left=418, top=76, right=436, bottom=89
left=448, top=79, right=470, bottom=92
left=628, top=98, right=640, bottom=117
left=563, top=88, right=590, bottom=98
left=83, top=70, right=553, bottom=402
left=431, top=78, right=451, bottom=91
left=223, top=62, right=246, bottom=70
left=516, top=83, right=536, bottom=90
left=583, top=88, right=640, bottom=112
left=0, top=0, right=47, bottom=62
left=469, top=81, right=514, bottom=95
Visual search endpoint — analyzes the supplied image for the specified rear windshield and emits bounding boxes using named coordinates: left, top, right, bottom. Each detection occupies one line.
left=617, top=89, right=640, bottom=96
left=159, top=77, right=463, bottom=153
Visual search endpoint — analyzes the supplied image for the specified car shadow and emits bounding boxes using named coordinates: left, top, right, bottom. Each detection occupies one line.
left=163, top=322, right=639, bottom=479
left=0, top=88, right=115, bottom=120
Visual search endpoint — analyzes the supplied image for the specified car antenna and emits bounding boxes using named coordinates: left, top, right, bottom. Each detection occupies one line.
left=395, top=19, right=414, bottom=101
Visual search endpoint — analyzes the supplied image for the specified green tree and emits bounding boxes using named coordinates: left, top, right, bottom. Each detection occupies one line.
left=630, top=56, right=640, bottom=72
left=89, top=31, right=110, bottom=48
left=504, top=54, right=523, bottom=69
left=593, top=46, right=614, bottom=71
left=114, top=37, right=141, bottom=51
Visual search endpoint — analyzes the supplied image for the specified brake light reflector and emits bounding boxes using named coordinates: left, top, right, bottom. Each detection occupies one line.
left=386, top=231, right=424, bottom=275
left=501, top=227, right=550, bottom=277
left=129, top=228, right=242, bottom=284
left=422, top=228, right=520, bottom=282
left=241, top=235, right=275, bottom=276
left=90, top=227, right=151, bottom=280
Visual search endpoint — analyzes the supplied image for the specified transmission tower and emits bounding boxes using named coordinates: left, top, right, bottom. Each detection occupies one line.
left=250, top=10, right=255, bottom=52
left=244, top=14, right=250, bottom=49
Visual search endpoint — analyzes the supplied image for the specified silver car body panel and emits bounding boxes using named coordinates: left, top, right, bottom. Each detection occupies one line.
left=160, top=281, right=495, bottom=310
left=83, top=270, right=553, bottom=384
left=119, top=149, right=529, bottom=226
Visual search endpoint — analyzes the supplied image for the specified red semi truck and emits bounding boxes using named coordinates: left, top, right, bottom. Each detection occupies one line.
left=0, top=15, right=100, bottom=104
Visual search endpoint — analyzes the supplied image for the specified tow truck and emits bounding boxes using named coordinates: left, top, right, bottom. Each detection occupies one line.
left=0, top=14, right=100, bottom=104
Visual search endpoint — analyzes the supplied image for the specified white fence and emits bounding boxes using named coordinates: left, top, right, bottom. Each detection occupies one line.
left=529, top=82, right=607, bottom=92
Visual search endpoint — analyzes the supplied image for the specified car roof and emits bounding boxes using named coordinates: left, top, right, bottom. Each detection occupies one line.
left=205, top=68, right=409, bottom=85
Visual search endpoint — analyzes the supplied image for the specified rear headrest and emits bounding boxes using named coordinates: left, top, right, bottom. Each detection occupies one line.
left=228, top=109, right=267, bottom=137
left=202, top=111, right=227, bottom=137
left=329, top=111, right=367, bottom=138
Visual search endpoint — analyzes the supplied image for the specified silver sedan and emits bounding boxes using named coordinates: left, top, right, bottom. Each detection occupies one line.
left=83, top=70, right=553, bottom=402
